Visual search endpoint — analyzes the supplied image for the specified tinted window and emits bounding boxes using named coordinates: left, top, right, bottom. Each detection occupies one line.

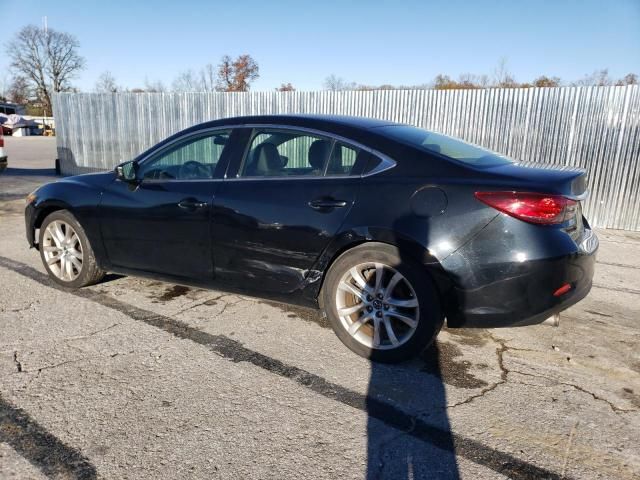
left=326, top=142, right=359, bottom=176
left=140, top=130, right=230, bottom=180
left=376, top=125, right=513, bottom=167
left=360, top=151, right=383, bottom=175
left=240, top=129, right=331, bottom=177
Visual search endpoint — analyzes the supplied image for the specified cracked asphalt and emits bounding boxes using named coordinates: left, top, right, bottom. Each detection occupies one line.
left=1, top=137, right=639, bottom=479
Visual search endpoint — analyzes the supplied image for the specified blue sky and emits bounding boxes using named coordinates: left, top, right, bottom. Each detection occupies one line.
left=1, top=0, right=639, bottom=91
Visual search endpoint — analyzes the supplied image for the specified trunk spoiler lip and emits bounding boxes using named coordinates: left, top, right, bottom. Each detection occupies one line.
left=565, top=189, right=589, bottom=201
left=480, top=161, right=589, bottom=200
left=511, top=160, right=586, bottom=174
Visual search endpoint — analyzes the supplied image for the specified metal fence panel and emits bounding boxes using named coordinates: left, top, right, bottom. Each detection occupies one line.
left=52, top=86, right=640, bottom=230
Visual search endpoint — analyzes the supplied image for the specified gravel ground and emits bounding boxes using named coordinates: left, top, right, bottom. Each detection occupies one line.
left=1, top=138, right=639, bottom=479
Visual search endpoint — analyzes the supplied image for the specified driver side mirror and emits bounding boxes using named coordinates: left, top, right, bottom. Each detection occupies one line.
left=115, top=160, right=139, bottom=183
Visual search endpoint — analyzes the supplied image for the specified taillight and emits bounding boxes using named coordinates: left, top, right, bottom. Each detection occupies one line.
left=475, top=191, right=577, bottom=225
left=0, top=138, right=4, bottom=148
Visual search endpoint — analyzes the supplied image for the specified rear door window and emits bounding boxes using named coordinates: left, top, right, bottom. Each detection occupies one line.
left=240, top=129, right=332, bottom=177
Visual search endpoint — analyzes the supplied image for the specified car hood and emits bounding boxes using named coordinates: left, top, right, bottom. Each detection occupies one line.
left=58, top=171, right=116, bottom=188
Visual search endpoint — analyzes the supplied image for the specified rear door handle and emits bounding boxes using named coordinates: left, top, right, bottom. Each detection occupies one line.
left=308, top=198, right=348, bottom=210
left=178, top=199, right=208, bottom=210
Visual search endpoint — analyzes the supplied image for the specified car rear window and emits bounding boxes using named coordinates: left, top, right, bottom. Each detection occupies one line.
left=375, top=125, right=513, bottom=167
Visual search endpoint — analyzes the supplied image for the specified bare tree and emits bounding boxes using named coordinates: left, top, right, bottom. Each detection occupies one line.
left=172, top=69, right=201, bottom=91
left=476, top=74, right=491, bottom=88
left=215, top=55, right=259, bottom=92
left=143, top=78, right=166, bottom=92
left=276, top=83, right=295, bottom=92
left=573, top=69, right=612, bottom=86
left=457, top=73, right=481, bottom=89
left=432, top=74, right=455, bottom=90
left=7, top=76, right=32, bottom=104
left=532, top=75, right=561, bottom=87
left=593, top=69, right=612, bottom=86
left=94, top=71, right=119, bottom=93
left=6, top=24, right=85, bottom=115
left=171, top=64, right=218, bottom=92
left=616, top=73, right=638, bottom=86
left=200, top=64, right=216, bottom=92
left=492, top=57, right=517, bottom=87
left=323, top=74, right=355, bottom=91
left=0, top=71, right=10, bottom=101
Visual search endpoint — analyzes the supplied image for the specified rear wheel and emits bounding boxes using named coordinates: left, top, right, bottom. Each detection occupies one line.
left=321, top=243, right=443, bottom=362
left=39, top=210, right=105, bottom=288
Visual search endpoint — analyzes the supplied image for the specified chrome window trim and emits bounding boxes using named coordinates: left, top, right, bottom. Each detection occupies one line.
left=223, top=174, right=360, bottom=182
left=231, top=124, right=396, bottom=180
left=136, top=123, right=396, bottom=182
left=138, top=126, right=233, bottom=165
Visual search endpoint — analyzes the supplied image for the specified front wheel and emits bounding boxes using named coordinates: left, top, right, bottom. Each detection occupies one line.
left=321, top=243, right=443, bottom=363
left=39, top=210, right=105, bottom=288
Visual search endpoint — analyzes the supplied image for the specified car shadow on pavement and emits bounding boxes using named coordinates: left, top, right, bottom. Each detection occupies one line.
left=100, top=273, right=125, bottom=284
left=367, top=345, right=459, bottom=479
left=365, top=216, right=459, bottom=479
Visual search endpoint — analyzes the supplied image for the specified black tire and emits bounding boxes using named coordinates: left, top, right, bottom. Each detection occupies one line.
left=321, top=242, right=443, bottom=363
left=39, top=210, right=105, bottom=288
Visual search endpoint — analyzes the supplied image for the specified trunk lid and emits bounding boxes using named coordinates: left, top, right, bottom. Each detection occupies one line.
left=484, top=161, right=587, bottom=199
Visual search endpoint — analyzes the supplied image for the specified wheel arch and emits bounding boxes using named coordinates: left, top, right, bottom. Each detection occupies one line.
left=27, top=200, right=73, bottom=249
left=34, top=201, right=71, bottom=228
left=308, top=228, right=456, bottom=317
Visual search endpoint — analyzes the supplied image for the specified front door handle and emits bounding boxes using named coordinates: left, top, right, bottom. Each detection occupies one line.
left=308, top=198, right=348, bottom=210
left=178, top=199, right=208, bottom=210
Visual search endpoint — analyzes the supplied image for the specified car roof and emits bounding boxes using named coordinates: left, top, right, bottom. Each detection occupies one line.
left=195, top=114, right=400, bottom=132
left=138, top=114, right=419, bottom=168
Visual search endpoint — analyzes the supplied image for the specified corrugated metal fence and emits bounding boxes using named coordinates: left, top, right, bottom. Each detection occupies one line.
left=52, top=86, right=640, bottom=230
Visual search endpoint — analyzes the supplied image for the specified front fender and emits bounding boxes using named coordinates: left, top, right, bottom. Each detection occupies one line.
left=26, top=173, right=113, bottom=266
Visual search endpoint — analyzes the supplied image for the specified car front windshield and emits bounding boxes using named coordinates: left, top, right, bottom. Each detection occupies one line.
left=376, top=125, right=513, bottom=167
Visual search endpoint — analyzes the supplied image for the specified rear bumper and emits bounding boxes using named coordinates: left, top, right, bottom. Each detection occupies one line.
left=443, top=221, right=598, bottom=328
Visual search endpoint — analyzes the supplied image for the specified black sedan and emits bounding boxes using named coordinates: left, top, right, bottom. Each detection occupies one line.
left=25, top=115, right=598, bottom=362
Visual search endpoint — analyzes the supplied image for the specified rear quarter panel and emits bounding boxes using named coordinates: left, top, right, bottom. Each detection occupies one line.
left=309, top=161, right=500, bottom=305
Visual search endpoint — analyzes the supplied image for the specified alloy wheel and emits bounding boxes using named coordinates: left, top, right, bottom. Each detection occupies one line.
left=335, top=262, right=419, bottom=350
left=42, top=220, right=83, bottom=281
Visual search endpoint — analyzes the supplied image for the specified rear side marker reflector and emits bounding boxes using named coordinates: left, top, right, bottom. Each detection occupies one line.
left=553, top=283, right=572, bottom=297
left=474, top=191, right=577, bottom=225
